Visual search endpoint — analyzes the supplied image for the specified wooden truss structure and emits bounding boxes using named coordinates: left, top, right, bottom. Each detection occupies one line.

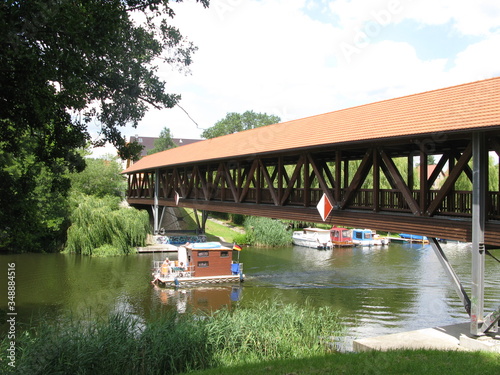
left=126, top=130, right=500, bottom=246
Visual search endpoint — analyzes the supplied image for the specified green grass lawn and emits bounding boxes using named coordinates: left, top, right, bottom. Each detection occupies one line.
left=180, top=208, right=244, bottom=243
left=182, top=350, right=500, bottom=375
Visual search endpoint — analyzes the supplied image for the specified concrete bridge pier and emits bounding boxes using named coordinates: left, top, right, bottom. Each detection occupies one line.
left=471, top=132, right=499, bottom=336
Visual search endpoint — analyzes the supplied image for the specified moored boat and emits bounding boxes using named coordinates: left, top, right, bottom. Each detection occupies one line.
left=329, top=226, right=354, bottom=247
left=292, top=228, right=333, bottom=249
left=352, top=229, right=389, bottom=246
left=152, top=242, right=244, bottom=287
left=399, top=233, right=429, bottom=244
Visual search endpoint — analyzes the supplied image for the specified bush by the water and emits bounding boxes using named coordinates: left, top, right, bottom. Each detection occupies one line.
left=0, top=301, right=344, bottom=375
left=65, top=194, right=150, bottom=256
left=244, top=216, right=292, bottom=247
left=205, top=299, right=344, bottom=366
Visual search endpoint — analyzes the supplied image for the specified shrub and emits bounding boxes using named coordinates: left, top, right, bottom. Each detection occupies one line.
left=2, top=302, right=345, bottom=374
left=205, top=299, right=344, bottom=366
left=65, top=194, right=149, bottom=256
left=244, top=216, right=292, bottom=247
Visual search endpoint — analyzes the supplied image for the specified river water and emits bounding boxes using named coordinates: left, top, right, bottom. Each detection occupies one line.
left=1, top=242, right=499, bottom=350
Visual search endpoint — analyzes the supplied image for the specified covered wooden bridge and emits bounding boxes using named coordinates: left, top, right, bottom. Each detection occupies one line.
left=123, top=77, right=500, bottom=336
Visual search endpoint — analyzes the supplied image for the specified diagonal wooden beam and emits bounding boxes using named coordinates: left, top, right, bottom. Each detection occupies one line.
left=280, top=155, right=305, bottom=206
left=212, top=163, right=225, bottom=199
left=307, top=154, right=336, bottom=206
left=380, top=149, right=421, bottom=215
left=128, top=174, right=138, bottom=197
left=428, top=154, right=449, bottom=188
left=223, top=162, right=239, bottom=202
left=259, top=159, right=279, bottom=205
left=191, top=166, right=200, bottom=199
left=339, top=150, right=373, bottom=209
left=184, top=168, right=195, bottom=198
left=239, top=159, right=259, bottom=202
left=426, top=142, right=472, bottom=216
left=196, top=167, right=210, bottom=200
left=452, top=150, right=473, bottom=183
left=173, top=168, right=186, bottom=198
left=164, top=171, right=174, bottom=198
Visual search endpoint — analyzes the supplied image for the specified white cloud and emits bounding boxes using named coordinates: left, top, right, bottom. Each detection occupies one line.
left=448, top=34, right=500, bottom=80
left=91, top=0, right=500, bottom=158
left=403, top=0, right=500, bottom=36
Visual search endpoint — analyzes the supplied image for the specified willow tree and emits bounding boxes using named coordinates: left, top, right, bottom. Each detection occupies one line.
left=65, top=195, right=150, bottom=256
left=0, top=0, right=209, bottom=251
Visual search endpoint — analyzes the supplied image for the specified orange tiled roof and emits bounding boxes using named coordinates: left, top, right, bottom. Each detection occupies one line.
left=123, top=77, right=500, bottom=173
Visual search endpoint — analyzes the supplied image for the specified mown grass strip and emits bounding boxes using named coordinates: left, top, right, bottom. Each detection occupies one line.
left=183, top=350, right=500, bottom=375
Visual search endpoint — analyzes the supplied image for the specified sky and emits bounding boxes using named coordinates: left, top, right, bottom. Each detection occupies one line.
left=91, top=0, right=500, bottom=157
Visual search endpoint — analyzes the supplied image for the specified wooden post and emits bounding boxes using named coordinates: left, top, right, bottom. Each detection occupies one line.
left=420, top=150, right=428, bottom=215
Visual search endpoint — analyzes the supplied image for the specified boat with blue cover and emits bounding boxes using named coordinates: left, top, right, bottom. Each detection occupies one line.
left=398, top=233, right=429, bottom=244
left=352, top=229, right=389, bottom=247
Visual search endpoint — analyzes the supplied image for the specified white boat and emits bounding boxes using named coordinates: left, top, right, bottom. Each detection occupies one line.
left=152, top=242, right=244, bottom=287
left=292, top=228, right=333, bottom=249
left=352, top=229, right=389, bottom=246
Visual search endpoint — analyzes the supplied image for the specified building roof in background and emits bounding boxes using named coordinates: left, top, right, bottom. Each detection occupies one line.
left=129, top=136, right=202, bottom=158
left=124, top=77, right=500, bottom=174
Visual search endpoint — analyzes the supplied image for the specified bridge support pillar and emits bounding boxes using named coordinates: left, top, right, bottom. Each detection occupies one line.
left=193, top=209, right=208, bottom=234
left=153, top=168, right=160, bottom=234
left=471, top=132, right=487, bottom=335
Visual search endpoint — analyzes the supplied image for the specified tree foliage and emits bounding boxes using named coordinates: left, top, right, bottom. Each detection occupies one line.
left=1, top=0, right=208, bottom=160
left=201, top=110, right=281, bottom=139
left=68, top=155, right=127, bottom=198
left=147, top=127, right=177, bottom=155
left=0, top=0, right=208, bottom=252
left=65, top=195, right=150, bottom=256
left=0, top=130, right=73, bottom=252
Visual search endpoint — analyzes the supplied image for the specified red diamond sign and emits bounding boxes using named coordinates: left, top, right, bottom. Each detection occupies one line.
left=316, top=193, right=333, bottom=221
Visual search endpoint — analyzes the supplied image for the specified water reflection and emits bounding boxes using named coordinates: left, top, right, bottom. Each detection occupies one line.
left=152, top=285, right=243, bottom=313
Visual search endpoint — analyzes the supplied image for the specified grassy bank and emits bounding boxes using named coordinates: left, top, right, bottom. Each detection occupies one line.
left=183, top=350, right=500, bottom=375
left=1, top=300, right=345, bottom=375
left=181, top=208, right=245, bottom=243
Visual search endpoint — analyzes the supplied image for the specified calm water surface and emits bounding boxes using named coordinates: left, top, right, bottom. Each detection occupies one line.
left=1, top=242, right=499, bottom=350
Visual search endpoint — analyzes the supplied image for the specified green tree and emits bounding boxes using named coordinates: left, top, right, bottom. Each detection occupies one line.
left=1, top=0, right=209, bottom=161
left=0, top=0, right=208, bottom=252
left=0, top=132, right=74, bottom=252
left=65, top=194, right=150, bottom=256
left=454, top=155, right=499, bottom=191
left=147, top=127, right=177, bottom=155
left=68, top=155, right=127, bottom=198
left=201, top=110, right=281, bottom=139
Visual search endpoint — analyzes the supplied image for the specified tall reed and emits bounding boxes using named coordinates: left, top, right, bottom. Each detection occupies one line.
left=65, top=194, right=150, bottom=256
left=244, top=216, right=292, bottom=247
left=1, top=301, right=345, bottom=374
left=205, top=299, right=345, bottom=366
left=5, top=311, right=215, bottom=375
